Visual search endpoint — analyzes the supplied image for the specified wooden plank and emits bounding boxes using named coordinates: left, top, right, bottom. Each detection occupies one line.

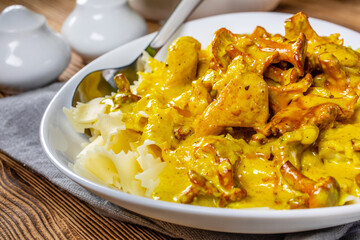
left=0, top=151, right=172, bottom=240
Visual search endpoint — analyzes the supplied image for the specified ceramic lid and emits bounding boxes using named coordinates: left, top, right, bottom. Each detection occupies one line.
left=0, top=5, right=45, bottom=33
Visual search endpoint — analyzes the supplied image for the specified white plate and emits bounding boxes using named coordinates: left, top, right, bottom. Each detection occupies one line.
left=40, top=12, right=360, bottom=234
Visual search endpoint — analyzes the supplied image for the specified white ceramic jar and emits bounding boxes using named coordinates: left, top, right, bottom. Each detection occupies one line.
left=0, top=5, right=71, bottom=90
left=62, top=0, right=147, bottom=63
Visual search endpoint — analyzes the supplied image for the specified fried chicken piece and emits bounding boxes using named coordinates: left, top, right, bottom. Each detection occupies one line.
left=166, top=36, right=201, bottom=87
left=196, top=72, right=269, bottom=136
left=188, top=79, right=212, bottom=116
left=213, top=49, right=277, bottom=94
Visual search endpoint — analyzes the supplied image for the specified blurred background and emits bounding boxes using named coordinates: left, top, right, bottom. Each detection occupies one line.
left=0, top=0, right=359, bottom=96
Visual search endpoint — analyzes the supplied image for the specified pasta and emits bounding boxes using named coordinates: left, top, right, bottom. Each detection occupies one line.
left=65, top=12, right=360, bottom=209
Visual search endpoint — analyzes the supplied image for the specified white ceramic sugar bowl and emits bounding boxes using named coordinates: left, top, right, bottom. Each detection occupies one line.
left=0, top=5, right=71, bottom=90
left=62, top=0, right=147, bottom=63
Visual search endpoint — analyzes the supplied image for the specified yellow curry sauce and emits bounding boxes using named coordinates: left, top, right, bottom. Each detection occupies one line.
left=87, top=12, right=360, bottom=209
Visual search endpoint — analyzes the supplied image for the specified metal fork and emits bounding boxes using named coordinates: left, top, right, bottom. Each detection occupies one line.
left=72, top=0, right=203, bottom=106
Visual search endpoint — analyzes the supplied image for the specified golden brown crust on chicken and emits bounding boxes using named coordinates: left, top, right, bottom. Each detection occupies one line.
left=196, top=72, right=269, bottom=136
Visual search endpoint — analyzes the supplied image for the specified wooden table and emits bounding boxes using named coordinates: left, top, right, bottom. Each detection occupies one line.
left=0, top=0, right=360, bottom=239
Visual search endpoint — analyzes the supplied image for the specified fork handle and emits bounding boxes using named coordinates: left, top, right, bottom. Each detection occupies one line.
left=145, top=0, right=203, bottom=56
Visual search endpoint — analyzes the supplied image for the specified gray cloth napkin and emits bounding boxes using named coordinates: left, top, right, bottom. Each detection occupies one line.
left=0, top=82, right=358, bottom=240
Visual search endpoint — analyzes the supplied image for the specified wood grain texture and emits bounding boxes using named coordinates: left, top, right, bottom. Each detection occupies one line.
left=0, top=151, right=173, bottom=240
left=1, top=0, right=360, bottom=239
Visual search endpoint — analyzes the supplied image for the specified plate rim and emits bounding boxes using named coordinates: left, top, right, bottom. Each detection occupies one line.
left=40, top=11, right=360, bottom=234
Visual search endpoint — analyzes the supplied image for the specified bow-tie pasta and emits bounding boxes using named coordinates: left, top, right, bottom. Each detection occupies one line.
left=65, top=12, right=360, bottom=209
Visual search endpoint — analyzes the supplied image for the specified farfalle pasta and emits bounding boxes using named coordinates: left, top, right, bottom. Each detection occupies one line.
left=65, top=12, right=360, bottom=209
